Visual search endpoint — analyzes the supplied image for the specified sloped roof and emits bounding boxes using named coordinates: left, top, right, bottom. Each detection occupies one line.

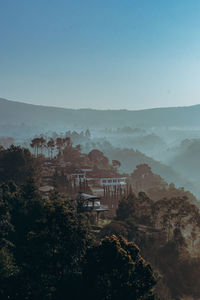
left=77, top=192, right=100, bottom=201
left=39, top=185, right=54, bottom=193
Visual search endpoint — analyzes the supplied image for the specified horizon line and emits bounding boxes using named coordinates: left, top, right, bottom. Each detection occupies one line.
left=0, top=96, right=200, bottom=112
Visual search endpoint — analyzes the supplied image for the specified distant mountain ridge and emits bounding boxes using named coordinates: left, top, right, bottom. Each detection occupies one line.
left=1, top=97, right=200, bottom=128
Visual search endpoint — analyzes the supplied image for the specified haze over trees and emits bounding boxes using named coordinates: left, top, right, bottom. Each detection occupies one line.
left=101, top=192, right=200, bottom=299
left=2, top=98, right=200, bottom=299
left=2, top=98, right=200, bottom=198
left=0, top=146, right=157, bottom=299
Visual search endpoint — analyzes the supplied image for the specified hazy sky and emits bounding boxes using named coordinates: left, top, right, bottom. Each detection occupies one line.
left=1, top=0, right=200, bottom=110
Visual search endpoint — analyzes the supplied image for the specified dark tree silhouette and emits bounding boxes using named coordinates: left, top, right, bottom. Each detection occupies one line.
left=83, top=235, right=156, bottom=300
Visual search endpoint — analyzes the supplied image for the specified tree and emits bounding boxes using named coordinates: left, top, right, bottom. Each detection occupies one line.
left=0, top=191, right=12, bottom=244
left=30, top=137, right=40, bottom=156
left=56, top=137, right=64, bottom=156
left=0, top=146, right=38, bottom=186
left=88, top=149, right=109, bottom=168
left=83, top=235, right=156, bottom=300
left=99, top=220, right=129, bottom=240
left=152, top=196, right=200, bottom=242
left=130, top=164, right=167, bottom=194
left=0, top=186, right=18, bottom=299
left=6, top=183, right=91, bottom=299
left=112, top=159, right=121, bottom=168
left=85, top=129, right=91, bottom=138
left=116, top=193, right=138, bottom=221
left=47, top=138, right=55, bottom=158
left=38, top=136, right=46, bottom=155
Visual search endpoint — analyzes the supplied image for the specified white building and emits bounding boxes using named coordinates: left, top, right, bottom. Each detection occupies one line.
left=99, top=177, right=126, bottom=187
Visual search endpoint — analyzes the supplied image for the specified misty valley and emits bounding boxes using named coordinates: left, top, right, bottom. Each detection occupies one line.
left=2, top=0, right=200, bottom=298
left=1, top=98, right=200, bottom=299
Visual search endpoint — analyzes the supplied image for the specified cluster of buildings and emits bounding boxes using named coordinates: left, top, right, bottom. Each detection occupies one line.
left=39, top=158, right=128, bottom=219
left=67, top=167, right=126, bottom=193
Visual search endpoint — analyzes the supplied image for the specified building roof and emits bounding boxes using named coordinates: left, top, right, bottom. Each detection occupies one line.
left=77, top=192, right=100, bottom=201
left=39, top=185, right=54, bottom=193
left=86, top=170, right=126, bottom=179
left=95, top=206, right=109, bottom=212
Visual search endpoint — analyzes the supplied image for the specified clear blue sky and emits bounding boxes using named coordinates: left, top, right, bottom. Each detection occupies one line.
left=0, top=0, right=200, bottom=110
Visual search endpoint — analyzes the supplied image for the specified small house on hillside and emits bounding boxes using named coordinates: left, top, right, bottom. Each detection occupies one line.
left=76, top=192, right=108, bottom=224
left=86, top=174, right=127, bottom=192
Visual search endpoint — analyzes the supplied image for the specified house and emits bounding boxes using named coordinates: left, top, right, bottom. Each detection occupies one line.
left=66, top=166, right=94, bottom=185
left=99, top=176, right=126, bottom=187
left=67, top=169, right=86, bottom=184
left=76, top=192, right=108, bottom=224
left=76, top=192, right=101, bottom=211
left=86, top=175, right=127, bottom=192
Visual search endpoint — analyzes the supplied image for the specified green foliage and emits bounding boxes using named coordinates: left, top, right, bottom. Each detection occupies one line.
left=0, top=145, right=38, bottom=185
left=129, top=164, right=196, bottom=203
left=0, top=148, right=161, bottom=300
left=116, top=193, right=138, bottom=221
left=0, top=247, right=18, bottom=279
left=0, top=177, right=159, bottom=300
left=154, top=241, right=200, bottom=299
left=83, top=235, right=156, bottom=300
left=99, top=220, right=129, bottom=239
left=113, top=191, right=200, bottom=299
left=88, top=149, right=110, bottom=168
left=0, top=180, right=92, bottom=299
left=117, top=192, right=200, bottom=242
left=0, top=193, right=12, bottom=243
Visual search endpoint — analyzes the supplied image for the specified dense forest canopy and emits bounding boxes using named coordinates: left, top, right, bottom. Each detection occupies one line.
left=0, top=147, right=156, bottom=299
left=1, top=100, right=200, bottom=299
left=2, top=0, right=200, bottom=298
left=0, top=143, right=200, bottom=299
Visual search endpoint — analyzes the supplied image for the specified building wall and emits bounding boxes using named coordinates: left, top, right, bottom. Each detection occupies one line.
left=100, top=177, right=126, bottom=186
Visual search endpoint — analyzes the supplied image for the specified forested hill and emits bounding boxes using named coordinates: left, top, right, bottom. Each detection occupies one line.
left=1, top=97, right=200, bottom=128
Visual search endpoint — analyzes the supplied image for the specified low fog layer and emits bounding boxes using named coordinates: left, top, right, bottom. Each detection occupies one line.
left=1, top=98, right=200, bottom=198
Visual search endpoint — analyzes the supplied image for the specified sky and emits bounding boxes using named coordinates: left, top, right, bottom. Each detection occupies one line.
left=0, top=0, right=200, bottom=110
